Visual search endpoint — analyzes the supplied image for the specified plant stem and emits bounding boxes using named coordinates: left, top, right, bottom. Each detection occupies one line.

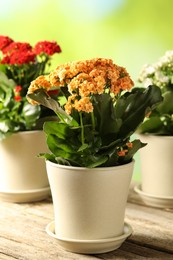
left=79, top=112, right=85, bottom=145
left=91, top=112, right=95, bottom=132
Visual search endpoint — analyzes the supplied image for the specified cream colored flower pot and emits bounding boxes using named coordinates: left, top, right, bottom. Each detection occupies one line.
left=138, top=134, right=173, bottom=197
left=0, top=131, right=50, bottom=202
left=46, top=160, right=134, bottom=242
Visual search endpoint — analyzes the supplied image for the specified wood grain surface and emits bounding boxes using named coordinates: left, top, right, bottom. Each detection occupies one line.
left=0, top=183, right=172, bottom=259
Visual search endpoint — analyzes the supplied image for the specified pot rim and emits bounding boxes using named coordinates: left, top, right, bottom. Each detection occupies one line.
left=46, top=159, right=135, bottom=171
left=11, top=130, right=43, bottom=136
left=137, top=133, right=173, bottom=139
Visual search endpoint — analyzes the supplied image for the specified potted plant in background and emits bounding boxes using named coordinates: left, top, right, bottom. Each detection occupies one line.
left=27, top=58, right=162, bottom=253
left=135, top=50, right=173, bottom=208
left=0, top=35, right=62, bottom=202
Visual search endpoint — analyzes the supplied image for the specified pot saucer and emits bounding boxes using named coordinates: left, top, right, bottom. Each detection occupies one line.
left=0, top=186, right=51, bottom=203
left=46, top=221, right=133, bottom=254
left=134, top=184, right=173, bottom=209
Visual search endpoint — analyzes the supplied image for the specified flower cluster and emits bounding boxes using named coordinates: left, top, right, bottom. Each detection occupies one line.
left=137, top=50, right=173, bottom=135
left=0, top=36, right=61, bottom=65
left=138, top=50, right=173, bottom=89
left=0, top=35, right=62, bottom=140
left=27, top=58, right=162, bottom=167
left=28, top=58, right=134, bottom=114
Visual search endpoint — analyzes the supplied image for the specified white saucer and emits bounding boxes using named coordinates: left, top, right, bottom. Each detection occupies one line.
left=0, top=186, right=51, bottom=203
left=134, top=184, right=173, bottom=209
left=46, top=221, right=133, bottom=254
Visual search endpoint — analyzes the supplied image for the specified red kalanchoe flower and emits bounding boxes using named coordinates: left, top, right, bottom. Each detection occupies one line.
left=0, top=35, right=13, bottom=52
left=34, top=41, right=62, bottom=56
left=6, top=51, right=36, bottom=65
left=2, top=42, right=32, bottom=54
left=14, top=85, right=22, bottom=93
left=1, top=55, right=10, bottom=64
left=14, top=86, right=22, bottom=102
left=14, top=95, right=22, bottom=102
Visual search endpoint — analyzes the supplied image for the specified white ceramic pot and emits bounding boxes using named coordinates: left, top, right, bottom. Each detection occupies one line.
left=46, top=160, right=134, bottom=241
left=138, top=134, right=173, bottom=197
left=0, top=131, right=50, bottom=202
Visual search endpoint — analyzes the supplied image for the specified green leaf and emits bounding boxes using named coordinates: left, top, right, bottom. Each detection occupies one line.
left=100, top=138, right=121, bottom=151
left=44, top=121, right=70, bottom=139
left=156, top=91, right=173, bottom=114
left=124, top=139, right=146, bottom=161
left=87, top=156, right=108, bottom=168
left=93, top=94, right=122, bottom=136
left=0, top=71, right=16, bottom=90
left=27, top=89, right=78, bottom=126
left=137, top=116, right=163, bottom=133
left=116, top=85, right=163, bottom=139
left=38, top=153, right=56, bottom=162
left=55, top=157, right=71, bottom=166
left=0, top=120, right=11, bottom=133
left=47, top=134, right=75, bottom=155
left=22, top=101, right=41, bottom=128
left=77, top=143, right=88, bottom=152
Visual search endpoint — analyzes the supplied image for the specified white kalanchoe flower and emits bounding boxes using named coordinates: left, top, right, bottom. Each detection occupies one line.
left=138, top=50, right=173, bottom=89
left=138, top=64, right=155, bottom=83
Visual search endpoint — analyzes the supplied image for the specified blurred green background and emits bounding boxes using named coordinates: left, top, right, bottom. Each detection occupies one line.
left=0, top=0, right=173, bottom=181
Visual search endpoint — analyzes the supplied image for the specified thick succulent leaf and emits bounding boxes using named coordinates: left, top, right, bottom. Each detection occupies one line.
left=0, top=71, right=16, bottom=89
left=27, top=90, right=78, bottom=126
left=47, top=134, right=75, bottom=154
left=123, top=139, right=146, bottom=161
left=93, top=94, right=122, bottom=138
left=28, top=90, right=62, bottom=112
left=137, top=116, right=163, bottom=133
left=115, top=85, right=163, bottom=139
left=0, top=119, right=20, bottom=140
left=87, top=156, right=108, bottom=168
left=38, top=153, right=57, bottom=163
left=22, top=102, right=41, bottom=128
left=55, top=157, right=72, bottom=166
left=77, top=143, right=89, bottom=152
left=0, top=120, right=12, bottom=133
left=44, top=121, right=71, bottom=139
left=100, top=148, right=119, bottom=167
left=99, top=138, right=122, bottom=151
left=156, top=91, right=173, bottom=114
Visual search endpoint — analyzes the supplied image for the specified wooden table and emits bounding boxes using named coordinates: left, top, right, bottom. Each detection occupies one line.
left=0, top=183, right=173, bottom=260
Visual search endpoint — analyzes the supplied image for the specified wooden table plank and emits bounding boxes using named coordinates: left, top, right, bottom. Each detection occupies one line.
left=0, top=185, right=172, bottom=259
left=0, top=199, right=97, bottom=260
left=126, top=203, right=173, bottom=253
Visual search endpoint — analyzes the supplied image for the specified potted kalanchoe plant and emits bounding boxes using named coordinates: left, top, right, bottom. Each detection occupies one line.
left=0, top=35, right=62, bottom=138
left=27, top=58, right=162, bottom=253
left=135, top=50, right=173, bottom=208
left=0, top=35, right=62, bottom=202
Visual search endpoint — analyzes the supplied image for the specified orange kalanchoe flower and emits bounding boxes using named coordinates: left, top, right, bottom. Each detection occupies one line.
left=29, top=75, right=51, bottom=92
left=27, top=58, right=134, bottom=114
left=27, top=75, right=51, bottom=105
left=126, top=142, right=133, bottom=148
left=117, top=150, right=128, bottom=157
